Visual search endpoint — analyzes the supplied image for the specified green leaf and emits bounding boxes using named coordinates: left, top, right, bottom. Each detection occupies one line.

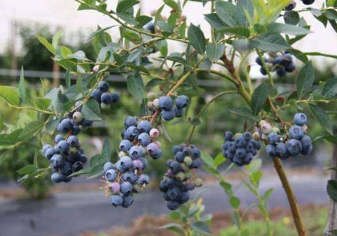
left=88, top=26, right=116, bottom=41
left=116, top=0, right=139, bottom=13
left=230, top=196, right=241, bottom=209
left=82, top=99, right=102, bottom=121
left=90, top=154, right=106, bottom=168
left=188, top=24, right=206, bottom=54
left=188, top=206, right=200, bottom=217
left=159, top=223, right=184, bottom=235
left=251, top=83, right=268, bottom=115
left=19, top=67, right=27, bottom=104
left=206, top=43, right=225, bottom=62
left=0, top=129, right=23, bottom=146
left=284, top=11, right=300, bottom=25
left=322, top=78, right=337, bottom=98
left=309, top=104, right=333, bottom=134
left=215, top=2, right=238, bottom=27
left=170, top=211, right=181, bottom=220
left=17, top=165, right=37, bottom=175
left=127, top=73, right=145, bottom=102
left=219, top=181, right=232, bottom=191
left=267, top=23, right=310, bottom=36
left=214, top=153, right=226, bottom=167
left=102, top=138, right=111, bottom=161
left=204, top=13, right=225, bottom=30
left=18, top=121, right=45, bottom=142
left=35, top=97, right=52, bottom=111
left=263, top=188, right=274, bottom=202
left=190, top=221, right=212, bottom=234
left=69, top=169, right=90, bottom=177
left=327, top=180, right=337, bottom=202
left=251, top=34, right=289, bottom=52
left=0, top=86, right=20, bottom=106
left=200, top=151, right=215, bottom=168
left=297, top=61, right=315, bottom=98
left=216, top=27, right=250, bottom=37
left=88, top=163, right=105, bottom=179
left=164, top=0, right=180, bottom=11
left=36, top=35, right=56, bottom=55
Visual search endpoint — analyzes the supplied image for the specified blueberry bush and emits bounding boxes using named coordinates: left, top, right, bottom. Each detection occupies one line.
left=1, top=0, right=337, bottom=235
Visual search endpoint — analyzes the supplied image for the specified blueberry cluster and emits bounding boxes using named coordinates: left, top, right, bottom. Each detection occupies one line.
left=148, top=95, right=189, bottom=121
left=104, top=116, right=162, bottom=208
left=256, top=52, right=295, bottom=77
left=91, top=81, right=120, bottom=109
left=223, top=131, right=261, bottom=166
left=266, top=113, right=313, bottom=160
left=160, top=144, right=203, bottom=210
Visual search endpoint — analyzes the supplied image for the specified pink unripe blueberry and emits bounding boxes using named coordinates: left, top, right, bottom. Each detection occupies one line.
left=73, top=112, right=83, bottom=123
left=93, top=65, right=100, bottom=73
left=259, top=120, right=267, bottom=126
left=110, top=182, right=120, bottom=194
left=153, top=99, right=159, bottom=108
left=147, top=101, right=154, bottom=109
left=261, top=123, right=272, bottom=134
left=132, top=160, right=144, bottom=170
left=150, top=128, right=160, bottom=138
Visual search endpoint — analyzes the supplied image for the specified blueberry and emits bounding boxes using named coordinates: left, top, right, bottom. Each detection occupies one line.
left=294, top=113, right=307, bottom=126
left=147, top=143, right=161, bottom=159
left=63, top=177, right=72, bottom=182
left=175, top=152, right=185, bottom=163
left=120, top=182, right=133, bottom=195
left=122, top=171, right=138, bottom=183
left=91, top=89, right=102, bottom=103
left=178, top=192, right=190, bottom=204
left=72, top=161, right=84, bottom=172
left=159, top=96, right=174, bottom=111
left=122, top=194, right=134, bottom=208
left=60, top=118, right=73, bottom=133
left=242, top=131, right=252, bottom=141
left=224, top=150, right=235, bottom=159
left=98, top=81, right=109, bottom=92
left=235, top=136, right=246, bottom=148
left=245, top=142, right=255, bottom=153
left=101, top=93, right=113, bottom=104
left=289, top=125, right=304, bottom=140
left=51, top=154, right=64, bottom=168
left=285, top=1, right=296, bottom=10
left=80, top=155, right=87, bottom=164
left=255, top=57, right=262, bottom=66
left=116, top=160, right=127, bottom=173
left=276, top=143, right=287, bottom=157
left=302, top=0, right=315, bottom=5
left=273, top=56, right=283, bottom=65
left=301, top=135, right=312, bottom=155
left=251, top=140, right=261, bottom=150
left=167, top=187, right=181, bottom=201
left=172, top=145, right=181, bottom=154
left=137, top=120, right=152, bottom=133
left=72, top=111, right=83, bottom=123
left=111, top=93, right=120, bottom=103
left=55, top=135, right=64, bottom=144
left=276, top=67, right=286, bottom=77
left=174, top=107, right=184, bottom=117
left=285, top=62, right=296, bottom=73
left=120, top=156, right=132, bottom=169
left=266, top=144, right=277, bottom=157
left=228, top=142, right=236, bottom=152
left=129, top=146, right=143, bottom=160
left=125, top=126, right=139, bottom=141
left=191, top=148, right=201, bottom=159
left=167, top=201, right=180, bottom=210
left=51, top=172, right=66, bottom=183
left=268, top=132, right=281, bottom=145
left=224, top=131, right=233, bottom=141
left=82, top=119, right=93, bottom=127
left=140, top=158, right=148, bottom=169
left=111, top=195, right=123, bottom=207
left=170, top=161, right=181, bottom=174
left=132, top=159, right=144, bottom=170
left=45, top=147, right=56, bottom=160
left=124, top=116, right=138, bottom=128
left=174, top=95, right=189, bottom=109
left=286, top=139, right=302, bottom=156
left=42, top=144, right=52, bottom=156
left=138, top=174, right=150, bottom=185
left=191, top=159, right=201, bottom=169
left=260, top=67, right=267, bottom=75
left=110, top=182, right=120, bottom=194
left=67, top=135, right=79, bottom=147
left=145, top=22, right=155, bottom=34
left=105, top=169, right=118, bottom=182
left=235, top=148, right=247, bottom=158
left=244, top=153, right=253, bottom=164
left=162, top=109, right=176, bottom=121
left=119, top=139, right=132, bottom=152
left=233, top=155, right=243, bottom=166
left=57, top=140, right=70, bottom=154
left=61, top=162, right=73, bottom=176
left=72, top=126, right=81, bottom=135
left=138, top=133, right=151, bottom=147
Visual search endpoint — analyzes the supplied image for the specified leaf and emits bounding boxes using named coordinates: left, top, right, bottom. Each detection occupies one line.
left=267, top=23, right=310, bottom=36
left=159, top=223, right=184, bottom=235
left=216, top=27, right=250, bottom=37
left=251, top=34, right=289, bottom=52
left=206, top=43, right=225, bottom=62
left=170, top=211, right=181, bottom=220
left=18, top=121, right=45, bottom=142
left=102, top=138, right=111, bottom=161
left=219, top=181, right=232, bottom=191
left=215, top=1, right=238, bottom=27
left=187, top=206, right=200, bottom=217
left=309, top=104, right=333, bottom=134
left=230, top=196, right=241, bottom=209
left=251, top=83, right=268, bottom=115
left=88, top=163, right=105, bottom=179
left=263, top=188, right=274, bottom=202
left=229, top=107, right=260, bottom=122
left=116, top=0, right=139, bottom=13
left=327, top=180, right=337, bottom=202
left=284, top=11, right=300, bottom=25
left=200, top=151, right=215, bottom=168
left=69, top=169, right=90, bottom=177
left=19, top=67, right=27, bottom=104
left=0, top=86, right=20, bottom=106
left=322, top=78, right=337, bottom=98
left=190, top=221, right=212, bottom=234
left=36, top=35, right=56, bottom=55
left=204, top=13, right=225, bottom=30
left=82, top=99, right=102, bottom=121
left=90, top=154, right=106, bottom=168
left=127, top=73, right=145, bottom=102
left=0, top=129, right=23, bottom=146
left=17, top=165, right=37, bottom=175
left=297, top=61, right=315, bottom=99
left=88, top=26, right=116, bottom=41
left=214, top=153, right=226, bottom=167
left=187, top=24, right=206, bottom=54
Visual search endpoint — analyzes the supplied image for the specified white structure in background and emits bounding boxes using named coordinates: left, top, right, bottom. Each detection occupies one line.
left=0, top=0, right=336, bottom=75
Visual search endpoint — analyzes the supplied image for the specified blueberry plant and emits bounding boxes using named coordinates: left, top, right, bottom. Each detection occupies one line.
left=1, top=0, right=337, bottom=235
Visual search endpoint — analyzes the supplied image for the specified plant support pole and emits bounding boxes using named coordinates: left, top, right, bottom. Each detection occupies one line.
left=325, top=128, right=337, bottom=236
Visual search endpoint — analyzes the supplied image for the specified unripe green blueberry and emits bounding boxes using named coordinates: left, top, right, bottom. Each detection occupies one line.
left=185, top=172, right=192, bottom=179
left=101, top=103, right=110, bottom=109
left=180, top=163, right=189, bottom=172
left=69, top=146, right=78, bottom=155
left=133, top=184, right=142, bottom=193
left=73, top=112, right=83, bottom=123
left=272, top=127, right=280, bottom=133
left=252, top=131, right=260, bottom=140
left=233, top=133, right=242, bottom=140
left=184, top=156, right=193, bottom=166
left=262, top=134, right=268, bottom=140
left=118, top=151, right=126, bottom=158
left=150, top=128, right=160, bottom=138
left=259, top=120, right=267, bottom=126
left=152, top=99, right=159, bottom=108
left=261, top=123, right=272, bottom=134
left=194, top=178, right=203, bottom=187
left=176, top=172, right=185, bottom=181
left=147, top=101, right=154, bottom=109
